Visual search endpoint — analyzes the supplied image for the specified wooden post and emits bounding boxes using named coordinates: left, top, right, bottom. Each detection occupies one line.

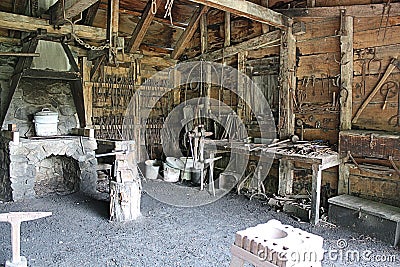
left=107, top=0, right=119, bottom=62
left=205, top=62, right=212, bottom=119
left=311, top=163, right=322, bottom=224
left=338, top=163, right=350, bottom=194
left=224, top=12, right=231, bottom=47
left=278, top=26, right=296, bottom=139
left=81, top=57, right=93, bottom=127
left=260, top=0, right=270, bottom=33
left=110, top=181, right=141, bottom=222
left=278, top=159, right=293, bottom=196
left=307, top=0, right=316, bottom=7
left=338, top=13, right=353, bottom=200
left=237, top=51, right=248, bottom=120
left=339, top=13, right=353, bottom=131
left=200, top=13, right=208, bottom=54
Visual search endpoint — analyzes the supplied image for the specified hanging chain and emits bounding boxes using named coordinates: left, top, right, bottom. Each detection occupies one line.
left=164, top=0, right=174, bottom=25
left=151, top=0, right=157, bottom=15
left=65, top=18, right=110, bottom=51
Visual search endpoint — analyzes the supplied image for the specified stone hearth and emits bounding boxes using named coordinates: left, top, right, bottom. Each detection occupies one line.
left=0, top=135, right=98, bottom=201
left=34, top=155, right=80, bottom=197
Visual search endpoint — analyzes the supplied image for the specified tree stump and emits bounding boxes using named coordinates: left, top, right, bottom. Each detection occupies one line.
left=109, top=180, right=141, bottom=222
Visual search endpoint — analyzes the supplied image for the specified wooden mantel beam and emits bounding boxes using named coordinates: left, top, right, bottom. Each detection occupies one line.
left=171, top=6, right=209, bottom=60
left=125, top=0, right=163, bottom=53
left=276, top=2, right=400, bottom=18
left=0, top=11, right=106, bottom=41
left=188, top=0, right=290, bottom=29
left=50, top=0, right=100, bottom=25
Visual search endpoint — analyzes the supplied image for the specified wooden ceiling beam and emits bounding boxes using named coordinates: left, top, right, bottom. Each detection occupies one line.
left=99, top=2, right=187, bottom=29
left=187, top=0, right=290, bottom=29
left=125, top=0, right=163, bottom=53
left=82, top=1, right=100, bottom=25
left=49, top=0, right=100, bottom=26
left=171, top=6, right=209, bottom=60
left=195, top=29, right=281, bottom=62
left=0, top=11, right=106, bottom=41
left=277, top=2, right=400, bottom=18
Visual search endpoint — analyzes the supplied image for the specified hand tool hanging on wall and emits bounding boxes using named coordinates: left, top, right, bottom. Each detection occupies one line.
left=353, top=57, right=400, bottom=123
left=388, top=87, right=400, bottom=127
left=355, top=48, right=379, bottom=96
left=378, top=0, right=392, bottom=39
left=367, top=48, right=382, bottom=79
left=380, top=81, right=398, bottom=110
left=311, top=75, right=316, bottom=96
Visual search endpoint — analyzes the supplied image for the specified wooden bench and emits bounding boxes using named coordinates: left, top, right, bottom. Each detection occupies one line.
left=328, top=194, right=400, bottom=246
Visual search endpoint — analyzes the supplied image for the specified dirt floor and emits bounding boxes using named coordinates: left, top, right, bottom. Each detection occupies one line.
left=1, top=190, right=399, bottom=267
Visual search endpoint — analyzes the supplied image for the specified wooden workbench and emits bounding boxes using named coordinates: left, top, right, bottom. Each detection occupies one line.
left=204, top=140, right=342, bottom=224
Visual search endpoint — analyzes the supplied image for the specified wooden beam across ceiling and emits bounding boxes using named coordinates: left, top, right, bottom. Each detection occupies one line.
left=125, top=0, right=163, bottom=53
left=187, top=0, right=290, bottom=29
left=99, top=2, right=187, bottom=29
left=49, top=0, right=100, bottom=26
left=0, top=11, right=106, bottom=40
left=171, top=5, right=209, bottom=60
left=277, top=2, right=400, bottom=18
left=82, top=1, right=100, bottom=25
left=195, top=29, right=281, bottom=61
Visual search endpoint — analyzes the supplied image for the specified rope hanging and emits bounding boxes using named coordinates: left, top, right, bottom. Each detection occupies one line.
left=151, top=0, right=157, bottom=15
left=164, top=0, right=174, bottom=25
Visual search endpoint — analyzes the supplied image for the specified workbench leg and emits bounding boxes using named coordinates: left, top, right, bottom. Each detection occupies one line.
left=278, top=159, right=293, bottom=196
left=311, top=164, right=322, bottom=225
left=338, top=163, right=350, bottom=195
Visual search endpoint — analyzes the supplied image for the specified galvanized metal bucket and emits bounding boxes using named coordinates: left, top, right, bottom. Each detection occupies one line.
left=33, top=108, right=59, bottom=136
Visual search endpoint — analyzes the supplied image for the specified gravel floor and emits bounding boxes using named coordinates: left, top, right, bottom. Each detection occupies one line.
left=0, top=191, right=399, bottom=267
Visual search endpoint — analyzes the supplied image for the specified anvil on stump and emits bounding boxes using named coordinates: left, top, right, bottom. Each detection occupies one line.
left=0, top=212, right=52, bottom=267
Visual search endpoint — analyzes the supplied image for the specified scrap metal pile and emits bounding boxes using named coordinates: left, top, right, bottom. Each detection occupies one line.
left=271, top=140, right=336, bottom=157
left=245, top=137, right=337, bottom=157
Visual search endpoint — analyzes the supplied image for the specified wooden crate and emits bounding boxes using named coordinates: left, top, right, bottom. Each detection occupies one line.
left=339, top=130, right=400, bottom=160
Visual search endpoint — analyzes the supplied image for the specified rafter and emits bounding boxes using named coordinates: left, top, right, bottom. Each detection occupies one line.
left=187, top=0, right=290, bottom=29
left=49, top=0, right=100, bottom=26
left=277, top=2, right=400, bottom=18
left=125, top=0, right=163, bottom=53
left=82, top=1, right=100, bottom=26
left=0, top=11, right=106, bottom=41
left=171, top=6, right=209, bottom=60
left=195, top=30, right=281, bottom=62
left=98, top=2, right=187, bottom=29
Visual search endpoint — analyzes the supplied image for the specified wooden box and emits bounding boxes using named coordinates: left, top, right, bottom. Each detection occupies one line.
left=339, top=130, right=400, bottom=160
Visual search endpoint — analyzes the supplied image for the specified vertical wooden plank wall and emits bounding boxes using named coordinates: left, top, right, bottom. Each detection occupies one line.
left=294, top=15, right=341, bottom=144
left=347, top=3, right=400, bottom=206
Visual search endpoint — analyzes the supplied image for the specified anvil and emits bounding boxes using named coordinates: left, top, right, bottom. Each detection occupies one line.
left=0, top=212, right=52, bottom=267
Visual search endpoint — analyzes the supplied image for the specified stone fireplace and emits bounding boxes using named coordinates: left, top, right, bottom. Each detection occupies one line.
left=0, top=135, right=98, bottom=201
left=0, top=40, right=107, bottom=202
